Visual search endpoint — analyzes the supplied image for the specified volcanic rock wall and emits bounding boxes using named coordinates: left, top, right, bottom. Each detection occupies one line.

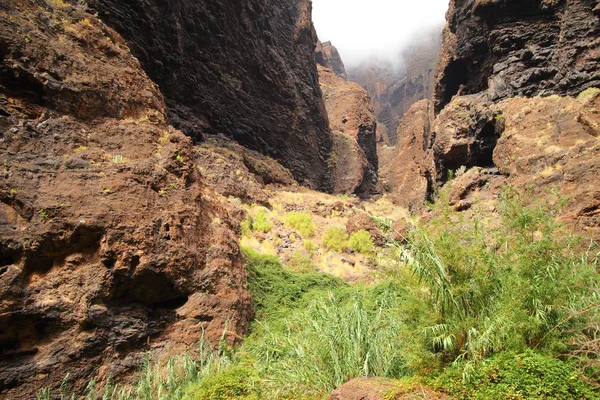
left=315, top=40, right=348, bottom=79
left=434, top=0, right=600, bottom=113
left=349, top=29, right=441, bottom=145
left=88, top=0, right=332, bottom=189
left=317, top=65, right=379, bottom=197
left=0, top=0, right=256, bottom=397
left=390, top=0, right=600, bottom=235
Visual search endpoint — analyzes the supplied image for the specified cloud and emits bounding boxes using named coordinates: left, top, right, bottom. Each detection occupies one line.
left=311, top=0, right=449, bottom=68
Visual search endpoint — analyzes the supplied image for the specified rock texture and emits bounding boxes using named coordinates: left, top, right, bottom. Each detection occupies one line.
left=88, top=0, right=332, bottom=189
left=390, top=91, right=600, bottom=235
left=388, top=100, right=436, bottom=211
left=0, top=1, right=252, bottom=397
left=328, top=377, right=448, bottom=400
left=315, top=40, right=348, bottom=79
left=317, top=65, right=380, bottom=197
left=349, top=28, right=441, bottom=145
left=434, top=0, right=600, bottom=113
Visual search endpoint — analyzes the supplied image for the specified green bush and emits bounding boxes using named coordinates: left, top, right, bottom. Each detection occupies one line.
left=435, top=350, right=596, bottom=399
left=322, top=227, right=349, bottom=252
left=243, top=247, right=344, bottom=319
left=303, top=240, right=317, bottom=254
left=252, top=209, right=272, bottom=233
left=349, top=230, right=374, bottom=254
left=287, top=251, right=316, bottom=273
left=284, top=212, right=316, bottom=237
left=183, top=365, right=261, bottom=400
left=393, top=186, right=600, bottom=364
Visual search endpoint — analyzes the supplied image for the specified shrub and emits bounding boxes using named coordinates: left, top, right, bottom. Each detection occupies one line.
left=322, top=227, right=349, bottom=252
left=435, top=351, right=596, bottom=399
left=252, top=209, right=272, bottom=233
left=241, top=208, right=272, bottom=236
left=303, top=240, right=317, bottom=254
left=182, top=365, right=261, bottom=400
left=393, top=186, right=600, bottom=364
left=349, top=230, right=373, bottom=254
left=287, top=251, right=316, bottom=274
left=284, top=212, right=316, bottom=237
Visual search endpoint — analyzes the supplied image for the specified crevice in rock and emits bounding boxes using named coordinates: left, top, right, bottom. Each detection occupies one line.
left=436, top=59, right=468, bottom=113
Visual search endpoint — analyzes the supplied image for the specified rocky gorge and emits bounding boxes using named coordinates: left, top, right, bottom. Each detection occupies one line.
left=1, top=0, right=599, bottom=398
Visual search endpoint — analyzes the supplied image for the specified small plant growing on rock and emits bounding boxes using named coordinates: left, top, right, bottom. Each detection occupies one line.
left=322, top=226, right=349, bottom=253
left=252, top=209, right=272, bottom=233
left=349, top=230, right=374, bottom=254
left=284, top=211, right=316, bottom=237
left=176, top=154, right=184, bottom=164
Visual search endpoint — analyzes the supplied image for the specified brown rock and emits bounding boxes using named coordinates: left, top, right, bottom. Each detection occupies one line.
left=196, top=136, right=297, bottom=206
left=318, top=66, right=380, bottom=197
left=389, top=100, right=436, bottom=211
left=493, top=93, right=600, bottom=234
left=0, top=1, right=251, bottom=397
left=349, top=28, right=441, bottom=145
left=346, top=213, right=385, bottom=247
left=329, top=377, right=448, bottom=400
left=316, top=41, right=348, bottom=79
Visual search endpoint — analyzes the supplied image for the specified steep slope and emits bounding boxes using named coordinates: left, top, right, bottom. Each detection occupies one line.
left=0, top=1, right=251, bottom=397
left=389, top=0, right=600, bottom=236
left=317, top=65, right=380, bottom=197
left=315, top=40, right=348, bottom=79
left=434, top=0, right=600, bottom=112
left=348, top=28, right=441, bottom=145
left=88, top=0, right=332, bottom=189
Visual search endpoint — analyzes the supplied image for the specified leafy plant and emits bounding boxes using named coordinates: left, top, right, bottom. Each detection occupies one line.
left=322, top=227, right=349, bottom=252
left=349, top=230, right=374, bottom=254
left=284, top=212, right=316, bottom=237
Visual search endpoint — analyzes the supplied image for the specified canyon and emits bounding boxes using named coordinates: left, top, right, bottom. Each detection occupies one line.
left=0, top=0, right=599, bottom=398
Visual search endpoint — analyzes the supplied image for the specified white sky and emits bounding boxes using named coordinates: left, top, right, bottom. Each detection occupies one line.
left=312, top=0, right=449, bottom=67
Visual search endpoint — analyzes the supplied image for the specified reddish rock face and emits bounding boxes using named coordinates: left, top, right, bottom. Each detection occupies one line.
left=389, top=100, right=436, bottom=211
left=316, top=40, right=348, bottom=79
left=434, top=0, right=600, bottom=113
left=317, top=66, right=380, bottom=197
left=328, top=377, right=448, bottom=400
left=349, top=29, right=441, bottom=145
left=87, top=0, right=333, bottom=190
left=0, top=1, right=252, bottom=397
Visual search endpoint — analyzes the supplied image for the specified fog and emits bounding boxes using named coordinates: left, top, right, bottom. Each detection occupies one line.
left=311, top=0, right=449, bottom=68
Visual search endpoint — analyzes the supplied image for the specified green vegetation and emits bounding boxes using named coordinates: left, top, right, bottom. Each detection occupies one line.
left=241, top=208, right=272, bottom=236
left=284, top=211, right=316, bottom=237
left=435, top=350, right=596, bottom=399
left=322, top=226, right=348, bottom=252
left=36, top=187, right=600, bottom=399
left=349, top=230, right=374, bottom=254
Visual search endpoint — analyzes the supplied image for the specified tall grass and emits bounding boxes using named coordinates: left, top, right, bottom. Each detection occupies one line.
left=390, top=186, right=600, bottom=369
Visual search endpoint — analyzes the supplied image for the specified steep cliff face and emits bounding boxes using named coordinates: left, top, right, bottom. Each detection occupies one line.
left=0, top=0, right=252, bottom=397
left=315, top=40, right=348, bottom=79
left=348, top=29, right=441, bottom=145
left=317, top=66, right=379, bottom=197
left=434, top=0, right=600, bottom=113
left=88, top=0, right=332, bottom=189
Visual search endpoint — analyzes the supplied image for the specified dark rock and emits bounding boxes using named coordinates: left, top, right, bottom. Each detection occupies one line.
left=434, top=0, right=600, bottom=113
left=315, top=41, right=348, bottom=79
left=88, top=0, right=333, bottom=190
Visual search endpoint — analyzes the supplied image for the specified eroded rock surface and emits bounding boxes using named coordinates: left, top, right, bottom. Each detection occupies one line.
left=318, top=65, right=380, bottom=197
left=434, top=0, right=600, bottom=112
left=316, top=40, right=348, bottom=79
left=0, top=1, right=251, bottom=397
left=328, top=377, right=448, bottom=400
left=349, top=29, right=441, bottom=145
left=88, top=0, right=333, bottom=189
